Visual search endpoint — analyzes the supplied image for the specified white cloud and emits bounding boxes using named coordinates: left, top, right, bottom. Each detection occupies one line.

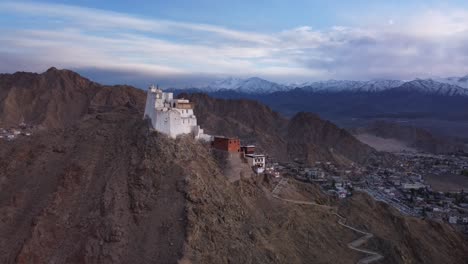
left=1, top=1, right=468, bottom=85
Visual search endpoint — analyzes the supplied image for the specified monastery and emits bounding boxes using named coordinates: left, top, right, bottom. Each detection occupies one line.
left=143, top=85, right=211, bottom=140
left=144, top=85, right=266, bottom=175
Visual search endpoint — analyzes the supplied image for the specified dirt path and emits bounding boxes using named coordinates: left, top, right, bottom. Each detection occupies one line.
left=272, top=178, right=384, bottom=264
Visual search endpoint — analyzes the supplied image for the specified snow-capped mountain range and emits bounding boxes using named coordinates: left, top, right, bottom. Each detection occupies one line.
left=199, top=77, right=288, bottom=94
left=186, top=75, right=468, bottom=96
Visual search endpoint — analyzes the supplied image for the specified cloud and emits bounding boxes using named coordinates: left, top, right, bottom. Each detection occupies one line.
left=1, top=1, right=468, bottom=86
left=0, top=1, right=274, bottom=45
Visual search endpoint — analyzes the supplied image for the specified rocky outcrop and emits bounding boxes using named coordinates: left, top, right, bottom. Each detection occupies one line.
left=287, top=112, right=375, bottom=165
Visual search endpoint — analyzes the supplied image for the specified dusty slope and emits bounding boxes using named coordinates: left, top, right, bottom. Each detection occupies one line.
left=0, top=107, right=186, bottom=264
left=183, top=158, right=362, bottom=263
left=339, top=193, right=468, bottom=264
left=2, top=113, right=467, bottom=264
left=184, top=165, right=468, bottom=264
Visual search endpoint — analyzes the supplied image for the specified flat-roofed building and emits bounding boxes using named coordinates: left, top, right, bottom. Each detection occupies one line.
left=240, top=145, right=256, bottom=155
left=212, top=136, right=240, bottom=152
left=245, top=154, right=265, bottom=174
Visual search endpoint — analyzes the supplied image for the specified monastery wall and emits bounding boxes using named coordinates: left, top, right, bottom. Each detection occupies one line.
left=144, top=86, right=210, bottom=140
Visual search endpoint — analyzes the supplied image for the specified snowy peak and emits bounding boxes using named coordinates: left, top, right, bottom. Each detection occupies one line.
left=396, top=79, right=468, bottom=96
left=435, top=74, right=468, bottom=89
left=206, top=77, right=244, bottom=90
left=200, top=77, right=287, bottom=94
left=294, top=79, right=404, bottom=92
left=236, top=77, right=287, bottom=93
left=186, top=75, right=468, bottom=96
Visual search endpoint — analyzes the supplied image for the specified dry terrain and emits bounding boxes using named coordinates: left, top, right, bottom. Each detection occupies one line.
left=0, top=68, right=467, bottom=263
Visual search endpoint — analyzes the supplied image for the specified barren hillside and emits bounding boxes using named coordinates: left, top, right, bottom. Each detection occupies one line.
left=0, top=67, right=145, bottom=128
left=0, top=69, right=467, bottom=264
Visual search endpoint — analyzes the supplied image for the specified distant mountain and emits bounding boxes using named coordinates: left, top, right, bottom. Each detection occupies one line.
left=178, top=75, right=468, bottom=96
left=200, top=77, right=245, bottom=92
left=436, top=75, right=468, bottom=89
left=295, top=79, right=405, bottom=92
left=172, top=76, right=468, bottom=135
left=351, top=121, right=467, bottom=154
left=195, top=77, right=287, bottom=94
left=395, top=79, right=468, bottom=96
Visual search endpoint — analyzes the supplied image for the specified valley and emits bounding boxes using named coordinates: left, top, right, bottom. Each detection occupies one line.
left=0, top=69, right=467, bottom=263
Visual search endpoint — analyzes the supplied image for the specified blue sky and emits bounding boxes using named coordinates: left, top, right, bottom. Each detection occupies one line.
left=1, top=0, right=468, bottom=87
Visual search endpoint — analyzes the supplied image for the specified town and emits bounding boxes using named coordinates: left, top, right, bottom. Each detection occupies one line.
left=271, top=152, right=468, bottom=235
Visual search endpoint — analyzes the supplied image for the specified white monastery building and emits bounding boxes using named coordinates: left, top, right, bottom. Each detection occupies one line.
left=245, top=154, right=266, bottom=174
left=144, top=85, right=211, bottom=140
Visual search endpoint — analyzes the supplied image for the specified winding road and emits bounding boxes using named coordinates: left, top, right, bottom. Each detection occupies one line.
left=272, top=178, right=384, bottom=264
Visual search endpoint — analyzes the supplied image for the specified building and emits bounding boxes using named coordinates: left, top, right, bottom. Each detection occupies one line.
left=212, top=136, right=240, bottom=152
left=143, top=85, right=211, bottom=140
left=449, top=216, right=459, bottom=224
left=245, top=154, right=266, bottom=174
left=240, top=145, right=256, bottom=155
left=402, top=182, right=426, bottom=190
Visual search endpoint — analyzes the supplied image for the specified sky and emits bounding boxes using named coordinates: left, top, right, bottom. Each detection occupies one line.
left=1, top=0, right=468, bottom=87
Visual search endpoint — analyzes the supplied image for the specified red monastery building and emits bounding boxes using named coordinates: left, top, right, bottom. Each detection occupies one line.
left=212, top=136, right=240, bottom=152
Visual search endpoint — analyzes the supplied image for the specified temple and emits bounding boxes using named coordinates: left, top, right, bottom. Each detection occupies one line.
left=143, top=85, right=211, bottom=140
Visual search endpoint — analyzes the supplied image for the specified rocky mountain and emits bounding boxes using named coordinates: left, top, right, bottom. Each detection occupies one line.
left=287, top=112, right=375, bottom=165
left=0, top=107, right=187, bottom=263
left=2, top=106, right=466, bottom=264
left=0, top=67, right=145, bottom=129
left=1, top=68, right=467, bottom=263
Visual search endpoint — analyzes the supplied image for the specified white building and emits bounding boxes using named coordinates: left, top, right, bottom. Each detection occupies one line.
left=448, top=216, right=458, bottom=224
left=245, top=154, right=266, bottom=174
left=144, top=85, right=211, bottom=140
left=402, top=182, right=426, bottom=190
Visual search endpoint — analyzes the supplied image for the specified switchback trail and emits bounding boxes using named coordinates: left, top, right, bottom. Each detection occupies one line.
left=271, top=178, right=384, bottom=264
